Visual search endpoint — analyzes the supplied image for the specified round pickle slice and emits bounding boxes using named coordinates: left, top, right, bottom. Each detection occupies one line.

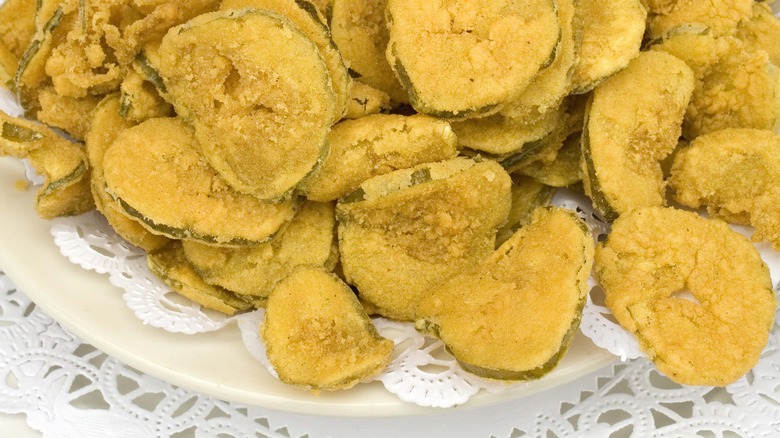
left=416, top=207, right=594, bottom=380
left=595, top=207, right=776, bottom=386
left=669, top=128, right=780, bottom=250
left=182, top=200, right=337, bottom=302
left=157, top=9, right=337, bottom=200
left=582, top=50, right=694, bottom=221
left=102, top=117, right=297, bottom=246
left=147, top=242, right=254, bottom=315
left=301, top=113, right=458, bottom=201
left=85, top=94, right=170, bottom=252
left=385, top=0, right=560, bottom=118
left=337, top=157, right=512, bottom=321
left=263, top=265, right=394, bottom=391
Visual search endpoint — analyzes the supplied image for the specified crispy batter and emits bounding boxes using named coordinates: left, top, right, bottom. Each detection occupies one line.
left=519, top=132, right=583, bottom=188
left=654, top=33, right=780, bottom=139
left=583, top=50, right=694, bottom=221
left=343, top=81, right=392, bottom=119
left=301, top=113, right=458, bottom=201
left=337, top=157, right=512, bottom=321
left=118, top=70, right=173, bottom=122
left=0, top=0, right=37, bottom=61
left=182, top=200, right=337, bottom=300
left=595, top=207, right=776, bottom=386
left=647, top=0, right=753, bottom=39
left=669, top=128, right=780, bottom=250
left=157, top=9, right=337, bottom=200
left=35, top=87, right=100, bottom=140
left=569, top=0, right=647, bottom=93
left=385, top=0, right=560, bottom=118
left=102, top=117, right=297, bottom=245
left=416, top=207, right=594, bottom=380
left=495, top=175, right=556, bottom=246
left=736, top=2, right=780, bottom=68
left=263, top=265, right=394, bottom=390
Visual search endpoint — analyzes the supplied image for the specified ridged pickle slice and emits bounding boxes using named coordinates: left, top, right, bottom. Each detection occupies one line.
left=582, top=51, right=694, bottom=221
left=416, top=207, right=594, bottom=380
left=337, top=157, right=512, bottom=321
left=182, top=200, right=337, bottom=301
left=669, top=128, right=780, bottom=250
left=0, top=110, right=93, bottom=218
left=301, top=113, right=458, bottom=201
left=157, top=9, right=337, bottom=200
left=86, top=94, right=170, bottom=252
left=220, top=0, right=351, bottom=120
left=147, top=242, right=254, bottom=315
left=569, top=0, right=646, bottom=94
left=330, top=0, right=408, bottom=104
left=385, top=0, right=560, bottom=118
left=263, top=265, right=394, bottom=390
left=595, top=207, right=776, bottom=385
left=653, top=33, right=780, bottom=139
left=102, top=117, right=297, bottom=245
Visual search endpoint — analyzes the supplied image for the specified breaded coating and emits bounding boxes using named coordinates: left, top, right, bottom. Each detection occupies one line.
left=669, top=128, right=780, bottom=250
left=147, top=242, right=254, bottom=315
left=519, top=132, right=583, bottom=188
left=385, top=0, right=560, bottom=118
left=647, top=0, right=753, bottom=39
left=343, top=81, right=392, bottom=119
left=85, top=94, right=170, bottom=251
left=736, top=2, right=780, bottom=68
left=337, top=157, right=512, bottom=321
left=182, top=200, right=337, bottom=301
left=495, top=174, right=556, bottom=247
left=0, top=110, right=93, bottom=218
left=102, top=117, right=297, bottom=245
left=569, top=0, right=646, bottom=93
left=595, top=207, right=776, bottom=386
left=416, top=207, right=594, bottom=380
left=0, top=42, right=15, bottom=88
left=583, top=50, right=694, bottom=221
left=301, top=113, right=458, bottom=201
left=35, top=87, right=100, bottom=140
left=118, top=70, right=173, bottom=123
left=157, top=10, right=337, bottom=200
left=0, top=0, right=37, bottom=60
left=500, top=0, right=578, bottom=120
left=654, top=33, right=780, bottom=139
left=330, top=0, right=408, bottom=104
left=263, top=265, right=394, bottom=390
left=220, top=0, right=351, bottom=120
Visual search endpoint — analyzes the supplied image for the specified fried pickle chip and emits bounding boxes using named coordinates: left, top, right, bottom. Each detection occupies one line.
left=495, top=174, right=556, bottom=247
left=220, top=0, right=351, bottom=120
left=102, top=117, right=297, bottom=245
left=147, top=242, right=254, bottom=315
left=301, top=113, right=458, bottom=201
left=0, top=42, right=15, bottom=88
left=157, top=9, right=336, bottom=200
left=343, top=81, right=392, bottom=119
left=35, top=86, right=100, bottom=140
left=669, top=128, right=780, bottom=250
left=337, top=157, right=512, bottom=321
left=330, top=0, right=407, bottom=104
left=263, top=265, right=394, bottom=390
left=416, top=207, right=594, bottom=380
left=595, top=207, right=776, bottom=386
left=736, top=2, right=780, bottom=67
left=0, top=110, right=93, bottom=218
left=182, top=200, right=337, bottom=301
left=654, top=33, right=780, bottom=139
left=86, top=94, right=169, bottom=252
left=582, top=50, right=694, bottom=221
left=569, top=0, right=646, bottom=94
left=385, top=0, right=560, bottom=118
left=519, top=132, right=583, bottom=188
left=646, top=0, right=753, bottom=39
left=119, top=70, right=173, bottom=123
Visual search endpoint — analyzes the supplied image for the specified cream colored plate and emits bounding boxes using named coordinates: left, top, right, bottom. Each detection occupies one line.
left=0, top=157, right=616, bottom=416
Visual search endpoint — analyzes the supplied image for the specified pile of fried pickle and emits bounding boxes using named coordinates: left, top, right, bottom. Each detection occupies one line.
left=1, top=0, right=779, bottom=392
